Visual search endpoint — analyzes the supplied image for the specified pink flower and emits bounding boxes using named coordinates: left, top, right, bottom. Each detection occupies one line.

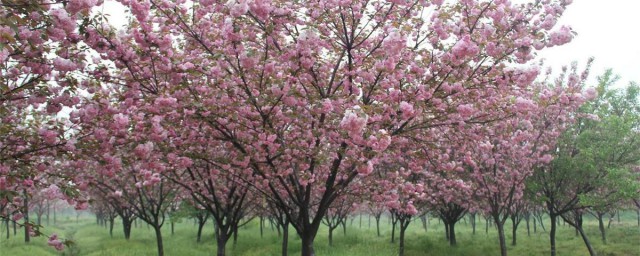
left=113, top=113, right=130, bottom=130
left=584, top=87, right=597, bottom=100
left=548, top=26, right=573, bottom=46
left=340, top=110, right=367, bottom=139
left=48, top=234, right=65, bottom=251
left=540, top=154, right=553, bottom=164
left=228, top=0, right=249, bottom=17
left=399, top=101, right=415, bottom=119
left=456, top=104, right=475, bottom=118
left=134, top=142, right=154, bottom=159
left=53, top=57, right=78, bottom=72
left=357, top=161, right=374, bottom=176
left=515, top=97, right=536, bottom=112
left=451, top=35, right=479, bottom=58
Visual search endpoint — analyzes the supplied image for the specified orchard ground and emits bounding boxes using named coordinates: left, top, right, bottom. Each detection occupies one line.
left=1, top=212, right=638, bottom=256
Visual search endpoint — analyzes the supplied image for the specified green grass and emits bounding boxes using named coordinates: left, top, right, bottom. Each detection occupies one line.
left=1, top=212, right=638, bottom=256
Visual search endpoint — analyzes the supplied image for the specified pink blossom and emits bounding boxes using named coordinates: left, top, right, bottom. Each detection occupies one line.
left=50, top=8, right=75, bottom=33
left=456, top=104, right=475, bottom=118
left=584, top=87, right=597, bottom=100
left=39, top=128, right=59, bottom=145
left=154, top=97, right=177, bottom=108
left=340, top=110, right=367, bottom=139
left=0, top=48, right=8, bottom=62
left=357, top=161, right=374, bottom=176
left=515, top=97, right=537, bottom=112
left=48, top=234, right=65, bottom=251
left=399, top=101, right=415, bottom=119
left=228, top=0, right=249, bottom=17
left=134, top=142, right=154, bottom=159
left=113, top=113, right=130, bottom=130
left=53, top=57, right=78, bottom=72
left=451, top=35, right=479, bottom=58
left=539, top=154, right=553, bottom=164
left=548, top=26, right=573, bottom=46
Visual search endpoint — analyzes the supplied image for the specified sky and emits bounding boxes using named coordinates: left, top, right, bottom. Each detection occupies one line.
left=539, top=0, right=640, bottom=87
left=99, top=0, right=640, bottom=87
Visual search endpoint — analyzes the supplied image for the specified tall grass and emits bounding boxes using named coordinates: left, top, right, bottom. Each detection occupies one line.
left=1, top=212, right=638, bottom=255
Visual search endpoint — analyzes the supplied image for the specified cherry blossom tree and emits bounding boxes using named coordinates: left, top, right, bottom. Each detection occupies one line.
left=79, top=1, right=578, bottom=255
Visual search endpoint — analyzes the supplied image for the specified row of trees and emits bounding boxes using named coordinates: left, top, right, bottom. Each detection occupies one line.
left=0, top=1, right=638, bottom=256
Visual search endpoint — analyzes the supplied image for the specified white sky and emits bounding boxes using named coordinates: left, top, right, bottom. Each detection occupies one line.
left=538, top=0, right=640, bottom=87
left=99, top=0, right=640, bottom=87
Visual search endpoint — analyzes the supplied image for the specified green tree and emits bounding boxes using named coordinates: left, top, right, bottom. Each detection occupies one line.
left=529, top=69, right=640, bottom=256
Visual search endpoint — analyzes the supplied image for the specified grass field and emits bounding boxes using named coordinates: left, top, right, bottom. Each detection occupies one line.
left=0, top=212, right=638, bottom=256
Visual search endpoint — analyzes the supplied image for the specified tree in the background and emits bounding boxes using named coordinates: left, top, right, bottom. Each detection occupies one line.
left=529, top=69, right=640, bottom=256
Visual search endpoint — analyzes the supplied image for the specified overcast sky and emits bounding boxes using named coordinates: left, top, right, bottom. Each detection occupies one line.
left=539, top=0, right=640, bottom=87
left=100, top=0, right=639, bottom=87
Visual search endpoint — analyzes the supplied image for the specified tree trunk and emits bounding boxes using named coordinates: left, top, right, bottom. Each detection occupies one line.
left=511, top=215, right=519, bottom=246
left=496, top=221, right=507, bottom=256
left=5, top=217, right=9, bottom=239
left=123, top=217, right=132, bottom=240
left=470, top=214, right=476, bottom=235
left=281, top=220, right=289, bottom=256
left=216, top=230, right=228, bottom=256
left=153, top=226, right=164, bottom=256
left=444, top=222, right=450, bottom=241
left=328, top=227, right=334, bottom=246
left=446, top=222, right=456, bottom=246
left=597, top=213, right=606, bottom=244
left=171, top=222, right=175, bottom=236
left=260, top=216, right=264, bottom=238
left=375, top=216, right=381, bottom=237
left=300, top=232, right=316, bottom=256
left=576, top=225, right=596, bottom=256
left=197, top=218, right=206, bottom=243
left=23, top=190, right=30, bottom=243
left=550, top=214, right=557, bottom=256
left=525, top=214, right=531, bottom=237
left=233, top=225, right=238, bottom=249
left=421, top=215, right=427, bottom=232
left=398, top=217, right=410, bottom=256
left=390, top=219, right=396, bottom=243
left=109, top=218, right=115, bottom=238
left=341, top=221, right=346, bottom=236
left=46, top=203, right=50, bottom=225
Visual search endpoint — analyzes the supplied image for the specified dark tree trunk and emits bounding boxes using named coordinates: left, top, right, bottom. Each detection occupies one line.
left=259, top=216, right=264, bottom=238
left=496, top=221, right=507, bottom=256
left=533, top=216, right=537, bottom=233
left=109, top=218, right=115, bottom=238
left=233, top=224, right=238, bottom=249
left=390, top=217, right=396, bottom=243
left=420, top=215, right=427, bottom=232
left=525, top=214, right=530, bottom=237
left=196, top=217, right=207, bottom=243
left=216, top=230, right=228, bottom=256
left=300, top=231, right=316, bottom=256
left=328, top=227, right=334, bottom=246
left=341, top=221, right=346, bottom=236
left=171, top=222, right=175, bottom=236
left=510, top=215, right=520, bottom=246
left=5, top=216, right=9, bottom=239
left=398, top=216, right=411, bottom=256
left=375, top=216, right=381, bottom=237
left=470, top=213, right=476, bottom=235
left=448, top=222, right=457, bottom=246
left=154, top=225, right=164, bottom=256
left=597, top=213, right=606, bottom=244
left=444, top=222, right=450, bottom=241
left=23, top=190, right=29, bottom=243
left=550, top=214, right=557, bottom=256
left=576, top=225, right=596, bottom=256
left=281, top=220, right=289, bottom=256
left=123, top=217, right=132, bottom=240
